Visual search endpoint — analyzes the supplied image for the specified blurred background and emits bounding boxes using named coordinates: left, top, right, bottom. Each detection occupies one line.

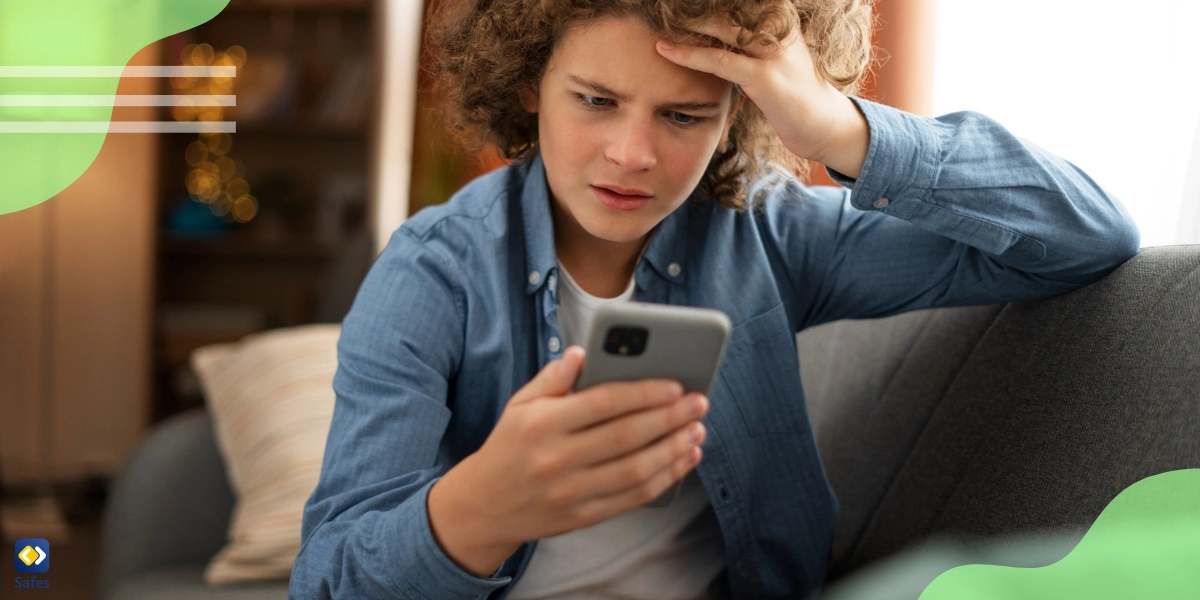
left=1, top=0, right=1198, bottom=597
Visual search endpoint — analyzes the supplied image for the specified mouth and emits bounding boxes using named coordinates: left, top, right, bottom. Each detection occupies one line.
left=591, top=184, right=653, bottom=212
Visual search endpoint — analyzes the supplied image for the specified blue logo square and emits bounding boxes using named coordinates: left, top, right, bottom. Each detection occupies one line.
left=14, top=538, right=49, bottom=573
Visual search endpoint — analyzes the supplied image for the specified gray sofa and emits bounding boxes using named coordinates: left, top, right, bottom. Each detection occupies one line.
left=98, top=245, right=1200, bottom=599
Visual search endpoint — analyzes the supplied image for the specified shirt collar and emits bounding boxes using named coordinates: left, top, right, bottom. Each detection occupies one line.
left=519, top=151, right=692, bottom=294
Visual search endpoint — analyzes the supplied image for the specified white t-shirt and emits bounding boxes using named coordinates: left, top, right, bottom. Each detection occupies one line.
left=505, top=262, right=726, bottom=600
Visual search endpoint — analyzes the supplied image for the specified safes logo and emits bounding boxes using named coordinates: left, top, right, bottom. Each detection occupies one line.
left=14, top=539, right=49, bottom=573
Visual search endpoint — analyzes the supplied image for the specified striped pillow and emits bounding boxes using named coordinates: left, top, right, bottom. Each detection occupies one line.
left=190, top=324, right=341, bottom=585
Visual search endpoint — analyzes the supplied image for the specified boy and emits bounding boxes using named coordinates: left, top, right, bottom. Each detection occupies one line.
left=292, top=1, right=1139, bottom=598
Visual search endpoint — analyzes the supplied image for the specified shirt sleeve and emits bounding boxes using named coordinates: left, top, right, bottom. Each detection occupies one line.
left=289, top=228, right=512, bottom=599
left=757, top=96, right=1141, bottom=330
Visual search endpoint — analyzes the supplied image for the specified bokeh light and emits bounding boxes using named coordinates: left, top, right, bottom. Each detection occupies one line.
left=185, top=141, right=209, bottom=166
left=214, top=156, right=236, bottom=182
left=190, top=43, right=215, bottom=67
left=232, top=194, right=258, bottom=223
left=173, top=104, right=197, bottom=122
left=174, top=44, right=257, bottom=222
left=226, top=178, right=249, bottom=199
left=224, top=45, right=247, bottom=68
left=206, top=132, right=232, bottom=156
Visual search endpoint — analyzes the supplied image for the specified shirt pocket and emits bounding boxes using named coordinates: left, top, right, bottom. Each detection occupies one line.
left=716, top=303, right=807, bottom=436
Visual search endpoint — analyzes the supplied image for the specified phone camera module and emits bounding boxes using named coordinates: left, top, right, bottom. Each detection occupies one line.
left=603, top=326, right=648, bottom=356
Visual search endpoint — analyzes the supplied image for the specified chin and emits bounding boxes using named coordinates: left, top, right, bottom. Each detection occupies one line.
left=579, top=213, right=657, bottom=244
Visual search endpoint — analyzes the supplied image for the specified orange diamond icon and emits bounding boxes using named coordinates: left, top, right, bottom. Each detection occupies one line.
left=18, top=545, right=37, bottom=566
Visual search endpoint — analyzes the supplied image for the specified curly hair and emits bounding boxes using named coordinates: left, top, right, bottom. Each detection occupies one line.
left=426, top=0, right=876, bottom=210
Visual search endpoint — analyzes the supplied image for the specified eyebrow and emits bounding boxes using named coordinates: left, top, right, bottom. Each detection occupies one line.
left=567, top=74, right=722, bottom=113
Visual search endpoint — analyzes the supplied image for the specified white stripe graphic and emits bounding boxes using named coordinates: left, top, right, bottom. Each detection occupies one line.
left=0, top=95, right=236, bottom=107
left=0, top=66, right=236, bottom=77
left=0, top=121, right=236, bottom=133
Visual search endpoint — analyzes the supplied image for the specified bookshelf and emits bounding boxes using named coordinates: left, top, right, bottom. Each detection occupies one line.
left=152, top=0, right=379, bottom=420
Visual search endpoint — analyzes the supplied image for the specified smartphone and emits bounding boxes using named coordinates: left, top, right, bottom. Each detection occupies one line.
left=573, top=302, right=732, bottom=508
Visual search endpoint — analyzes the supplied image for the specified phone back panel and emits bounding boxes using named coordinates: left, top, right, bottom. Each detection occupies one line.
left=574, top=303, right=732, bottom=395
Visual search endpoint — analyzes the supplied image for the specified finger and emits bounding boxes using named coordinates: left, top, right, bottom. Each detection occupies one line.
left=556, top=378, right=685, bottom=431
left=564, top=394, right=708, bottom=466
left=656, top=40, right=755, bottom=86
left=576, top=421, right=704, bottom=497
left=687, top=18, right=749, bottom=54
left=577, top=445, right=703, bottom=523
left=509, top=345, right=585, bottom=405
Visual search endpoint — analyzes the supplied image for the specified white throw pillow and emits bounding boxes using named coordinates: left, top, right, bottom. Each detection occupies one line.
left=190, top=324, right=341, bottom=584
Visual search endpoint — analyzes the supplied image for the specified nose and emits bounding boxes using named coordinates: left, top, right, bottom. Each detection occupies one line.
left=605, top=116, right=657, bottom=172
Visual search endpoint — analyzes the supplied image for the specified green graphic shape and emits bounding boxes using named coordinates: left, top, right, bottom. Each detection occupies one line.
left=0, top=0, right=230, bottom=215
left=920, top=469, right=1200, bottom=599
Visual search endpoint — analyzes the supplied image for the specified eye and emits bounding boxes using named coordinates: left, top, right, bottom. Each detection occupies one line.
left=669, top=111, right=703, bottom=127
left=574, top=93, right=611, bottom=109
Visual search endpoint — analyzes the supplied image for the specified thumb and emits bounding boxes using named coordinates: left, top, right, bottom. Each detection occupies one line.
left=509, top=346, right=585, bottom=405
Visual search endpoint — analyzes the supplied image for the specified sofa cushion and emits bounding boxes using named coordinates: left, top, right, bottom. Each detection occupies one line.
left=191, top=324, right=341, bottom=584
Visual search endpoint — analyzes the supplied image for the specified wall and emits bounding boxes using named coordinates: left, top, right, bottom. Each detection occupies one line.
left=0, top=44, right=158, bottom=486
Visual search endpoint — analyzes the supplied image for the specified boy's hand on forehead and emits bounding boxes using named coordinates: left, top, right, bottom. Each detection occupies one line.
left=656, top=17, right=869, bottom=178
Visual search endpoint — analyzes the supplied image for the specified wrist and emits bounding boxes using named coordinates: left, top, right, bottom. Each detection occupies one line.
left=816, top=94, right=870, bottom=180
left=427, top=457, right=522, bottom=578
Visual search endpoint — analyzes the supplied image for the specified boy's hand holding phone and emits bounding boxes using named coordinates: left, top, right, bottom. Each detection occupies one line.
left=428, top=346, right=708, bottom=578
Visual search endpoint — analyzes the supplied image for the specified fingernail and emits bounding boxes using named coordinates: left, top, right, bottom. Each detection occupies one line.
left=665, top=381, right=684, bottom=397
left=689, top=395, right=708, bottom=416
left=658, top=40, right=674, bottom=51
left=688, top=423, right=705, bottom=444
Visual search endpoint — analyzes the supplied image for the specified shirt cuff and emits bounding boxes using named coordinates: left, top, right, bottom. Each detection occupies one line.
left=383, top=478, right=513, bottom=598
left=825, top=96, right=943, bottom=213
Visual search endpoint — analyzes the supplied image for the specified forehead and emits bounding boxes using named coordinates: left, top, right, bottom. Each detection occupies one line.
left=546, top=15, right=732, bottom=105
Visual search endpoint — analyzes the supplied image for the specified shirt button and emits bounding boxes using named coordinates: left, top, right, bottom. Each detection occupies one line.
left=548, top=336, right=561, bottom=353
left=528, top=271, right=541, bottom=286
left=872, top=197, right=890, bottom=209
left=547, top=273, right=557, bottom=293
left=668, top=263, right=682, bottom=277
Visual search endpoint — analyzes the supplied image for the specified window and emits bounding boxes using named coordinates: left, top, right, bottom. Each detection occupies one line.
left=933, top=1, right=1200, bottom=247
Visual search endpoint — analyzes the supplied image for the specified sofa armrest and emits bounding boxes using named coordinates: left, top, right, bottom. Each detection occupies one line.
left=98, top=408, right=235, bottom=599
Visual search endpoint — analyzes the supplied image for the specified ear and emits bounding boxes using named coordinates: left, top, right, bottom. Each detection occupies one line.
left=518, top=85, right=539, bottom=113
left=717, top=92, right=746, bottom=153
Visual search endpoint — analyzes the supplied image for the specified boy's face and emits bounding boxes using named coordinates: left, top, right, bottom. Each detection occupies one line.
left=521, top=16, right=741, bottom=246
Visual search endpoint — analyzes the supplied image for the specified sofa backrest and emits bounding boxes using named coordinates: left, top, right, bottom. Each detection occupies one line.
left=797, top=245, right=1200, bottom=578
left=97, top=409, right=236, bottom=598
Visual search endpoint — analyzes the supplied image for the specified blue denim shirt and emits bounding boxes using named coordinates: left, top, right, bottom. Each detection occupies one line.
left=292, top=98, right=1140, bottom=599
